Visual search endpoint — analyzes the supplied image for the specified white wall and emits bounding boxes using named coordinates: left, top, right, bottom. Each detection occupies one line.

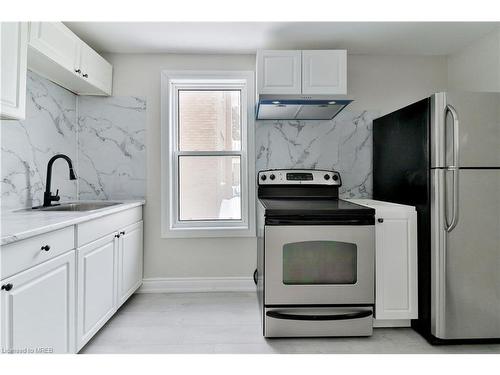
left=349, top=55, right=448, bottom=114
left=103, top=54, right=257, bottom=279
left=104, top=52, right=448, bottom=279
left=447, top=27, right=500, bottom=92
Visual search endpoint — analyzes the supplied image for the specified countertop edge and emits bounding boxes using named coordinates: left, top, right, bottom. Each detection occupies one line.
left=346, top=198, right=417, bottom=212
left=1, top=200, right=145, bottom=246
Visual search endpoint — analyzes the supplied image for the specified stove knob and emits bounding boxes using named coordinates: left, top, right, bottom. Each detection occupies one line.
left=324, top=174, right=330, bottom=180
left=270, top=174, right=276, bottom=180
left=332, top=174, right=339, bottom=181
left=260, top=174, right=267, bottom=181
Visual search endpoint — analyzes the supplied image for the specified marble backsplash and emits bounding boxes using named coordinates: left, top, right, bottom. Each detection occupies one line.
left=1, top=72, right=78, bottom=210
left=256, top=110, right=377, bottom=198
left=2, top=71, right=373, bottom=210
left=78, top=96, right=146, bottom=200
left=1, top=71, right=147, bottom=211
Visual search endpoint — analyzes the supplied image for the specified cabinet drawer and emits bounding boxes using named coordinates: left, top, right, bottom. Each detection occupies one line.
left=264, top=307, right=373, bottom=337
left=1, top=226, right=75, bottom=280
left=77, top=206, right=143, bottom=247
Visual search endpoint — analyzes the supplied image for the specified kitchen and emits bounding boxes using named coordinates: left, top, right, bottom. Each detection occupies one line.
left=1, top=4, right=500, bottom=371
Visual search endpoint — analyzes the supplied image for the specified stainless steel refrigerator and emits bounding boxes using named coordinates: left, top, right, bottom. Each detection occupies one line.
left=373, top=92, right=500, bottom=343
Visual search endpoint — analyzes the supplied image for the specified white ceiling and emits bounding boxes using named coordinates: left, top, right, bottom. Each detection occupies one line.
left=64, top=22, right=499, bottom=56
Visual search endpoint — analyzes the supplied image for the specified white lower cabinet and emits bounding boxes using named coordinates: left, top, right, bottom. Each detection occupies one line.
left=1, top=251, right=76, bottom=354
left=117, top=221, right=144, bottom=308
left=77, top=235, right=118, bottom=350
left=76, top=220, right=144, bottom=350
left=1, top=206, right=143, bottom=354
left=76, top=211, right=143, bottom=351
left=349, top=199, right=418, bottom=326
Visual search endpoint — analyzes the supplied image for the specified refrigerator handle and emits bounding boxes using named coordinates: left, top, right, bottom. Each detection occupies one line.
left=446, top=104, right=460, bottom=169
left=444, top=104, right=460, bottom=232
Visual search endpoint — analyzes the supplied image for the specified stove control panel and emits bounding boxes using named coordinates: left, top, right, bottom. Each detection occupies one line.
left=258, top=169, right=341, bottom=186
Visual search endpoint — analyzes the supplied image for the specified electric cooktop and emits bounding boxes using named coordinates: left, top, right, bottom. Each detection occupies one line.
left=257, top=169, right=374, bottom=225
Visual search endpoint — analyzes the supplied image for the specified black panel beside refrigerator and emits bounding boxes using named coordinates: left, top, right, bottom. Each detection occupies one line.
left=373, top=98, right=434, bottom=342
left=373, top=92, right=500, bottom=344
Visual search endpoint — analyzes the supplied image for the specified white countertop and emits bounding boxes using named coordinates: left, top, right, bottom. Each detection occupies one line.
left=1, top=200, right=145, bottom=246
left=346, top=198, right=416, bottom=212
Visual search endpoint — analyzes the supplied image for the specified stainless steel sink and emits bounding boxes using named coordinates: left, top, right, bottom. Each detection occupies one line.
left=36, top=202, right=122, bottom=212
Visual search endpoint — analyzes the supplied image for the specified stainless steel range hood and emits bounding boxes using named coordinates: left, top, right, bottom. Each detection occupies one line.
left=256, top=94, right=353, bottom=120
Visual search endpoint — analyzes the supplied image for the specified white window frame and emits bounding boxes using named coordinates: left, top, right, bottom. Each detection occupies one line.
left=161, top=70, right=256, bottom=238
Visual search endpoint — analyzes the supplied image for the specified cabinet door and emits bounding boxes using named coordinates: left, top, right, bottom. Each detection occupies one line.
left=117, top=221, right=143, bottom=307
left=302, top=50, right=347, bottom=95
left=257, top=50, right=301, bottom=94
left=1, top=22, right=28, bottom=120
left=1, top=251, right=76, bottom=354
left=28, top=22, right=80, bottom=74
left=375, top=210, right=418, bottom=320
left=79, top=43, right=113, bottom=95
left=77, top=235, right=117, bottom=350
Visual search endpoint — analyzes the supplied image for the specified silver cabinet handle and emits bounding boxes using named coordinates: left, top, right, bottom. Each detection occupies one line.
left=444, top=104, right=460, bottom=232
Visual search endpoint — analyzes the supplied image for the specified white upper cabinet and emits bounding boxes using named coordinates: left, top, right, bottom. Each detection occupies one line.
left=257, top=50, right=302, bottom=94
left=1, top=22, right=28, bottom=120
left=27, top=22, right=112, bottom=96
left=28, top=22, right=80, bottom=74
left=256, top=49, right=347, bottom=95
left=302, top=50, right=347, bottom=95
left=79, top=42, right=113, bottom=95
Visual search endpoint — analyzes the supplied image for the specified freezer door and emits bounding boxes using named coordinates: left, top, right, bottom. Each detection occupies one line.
left=431, top=92, right=500, bottom=168
left=431, top=169, right=500, bottom=339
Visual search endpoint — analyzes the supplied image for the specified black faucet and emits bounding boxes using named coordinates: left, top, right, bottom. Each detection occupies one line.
left=43, top=154, right=77, bottom=207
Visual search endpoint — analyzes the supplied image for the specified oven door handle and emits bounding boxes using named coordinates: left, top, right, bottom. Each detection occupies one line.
left=266, top=310, right=372, bottom=321
left=265, top=217, right=374, bottom=225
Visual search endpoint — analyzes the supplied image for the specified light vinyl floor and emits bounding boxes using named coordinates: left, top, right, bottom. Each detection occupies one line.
left=80, top=292, right=500, bottom=354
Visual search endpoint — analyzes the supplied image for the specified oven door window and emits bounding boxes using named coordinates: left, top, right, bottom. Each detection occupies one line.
left=282, top=241, right=357, bottom=285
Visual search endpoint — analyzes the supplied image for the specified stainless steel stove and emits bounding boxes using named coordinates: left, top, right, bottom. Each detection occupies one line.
left=255, top=169, right=375, bottom=338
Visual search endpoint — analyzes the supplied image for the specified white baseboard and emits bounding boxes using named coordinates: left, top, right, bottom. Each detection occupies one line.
left=137, top=277, right=256, bottom=293
left=373, top=319, right=411, bottom=328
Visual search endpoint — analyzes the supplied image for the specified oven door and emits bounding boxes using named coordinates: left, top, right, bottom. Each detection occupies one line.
left=264, top=225, right=374, bottom=305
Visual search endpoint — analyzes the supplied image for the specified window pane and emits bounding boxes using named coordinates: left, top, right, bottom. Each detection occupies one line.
left=283, top=241, right=357, bottom=284
left=179, top=156, right=241, bottom=221
left=178, top=90, right=241, bottom=151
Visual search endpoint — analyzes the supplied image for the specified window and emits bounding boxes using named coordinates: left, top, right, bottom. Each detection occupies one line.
left=161, top=71, right=255, bottom=237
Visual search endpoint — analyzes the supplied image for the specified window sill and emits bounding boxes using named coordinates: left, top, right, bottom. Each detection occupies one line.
left=161, top=226, right=256, bottom=239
